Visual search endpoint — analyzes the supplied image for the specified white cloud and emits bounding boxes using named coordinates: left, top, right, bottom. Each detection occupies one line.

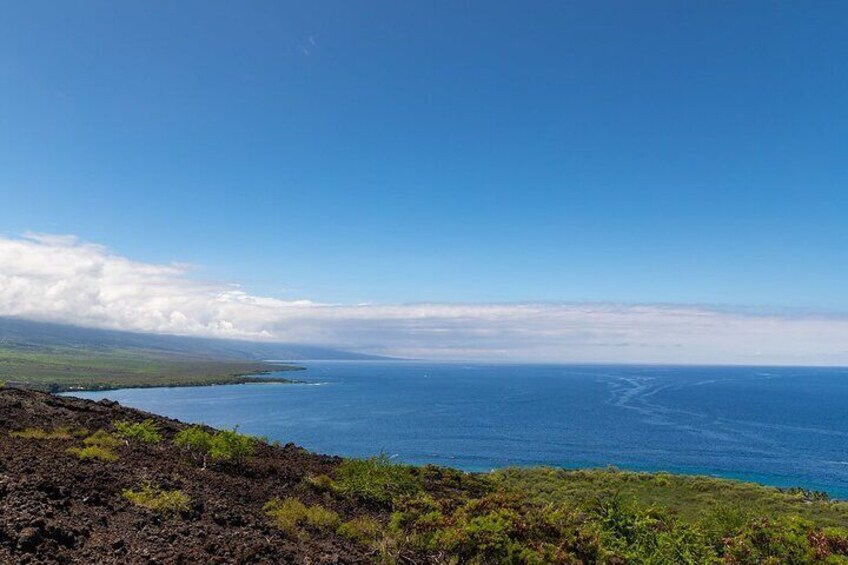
left=2, top=232, right=848, bottom=365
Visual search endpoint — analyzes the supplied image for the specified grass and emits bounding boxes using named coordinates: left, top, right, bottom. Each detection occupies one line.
left=0, top=345, right=297, bottom=392
left=67, top=445, right=119, bottom=461
left=10, top=426, right=83, bottom=440
left=123, top=484, right=191, bottom=515
left=297, top=460, right=848, bottom=563
left=66, top=429, right=123, bottom=461
left=264, top=498, right=340, bottom=537
left=83, top=429, right=123, bottom=449
left=374, top=468, right=848, bottom=564
left=490, top=467, right=848, bottom=529
left=333, top=453, right=422, bottom=506
left=338, top=516, right=383, bottom=546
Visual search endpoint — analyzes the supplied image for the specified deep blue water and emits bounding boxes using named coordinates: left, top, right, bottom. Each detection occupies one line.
left=68, top=362, right=848, bottom=498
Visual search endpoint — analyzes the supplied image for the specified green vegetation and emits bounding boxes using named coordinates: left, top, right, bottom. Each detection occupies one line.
left=264, top=498, right=340, bottom=537
left=333, top=453, right=422, bottom=506
left=174, top=425, right=256, bottom=468
left=0, top=345, right=296, bottom=392
left=174, top=425, right=214, bottom=467
left=67, top=429, right=123, bottom=461
left=10, top=426, right=77, bottom=440
left=337, top=516, right=383, bottom=546
left=491, top=467, right=848, bottom=529
left=67, top=445, right=119, bottom=462
left=208, top=427, right=255, bottom=466
left=299, top=458, right=848, bottom=564
left=5, top=377, right=848, bottom=563
left=114, top=419, right=162, bottom=443
left=123, top=484, right=190, bottom=515
left=82, top=429, right=123, bottom=449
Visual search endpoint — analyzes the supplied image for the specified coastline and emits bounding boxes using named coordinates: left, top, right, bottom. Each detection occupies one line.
left=49, top=370, right=306, bottom=393
left=5, top=364, right=306, bottom=393
left=2, top=386, right=848, bottom=564
left=66, top=361, right=848, bottom=500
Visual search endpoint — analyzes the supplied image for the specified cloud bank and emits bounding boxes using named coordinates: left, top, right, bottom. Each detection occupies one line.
left=2, top=232, right=848, bottom=365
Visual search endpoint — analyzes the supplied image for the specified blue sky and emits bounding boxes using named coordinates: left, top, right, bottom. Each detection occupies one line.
left=1, top=2, right=848, bottom=362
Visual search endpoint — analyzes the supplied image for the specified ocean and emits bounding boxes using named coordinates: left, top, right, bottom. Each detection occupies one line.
left=68, top=361, right=848, bottom=498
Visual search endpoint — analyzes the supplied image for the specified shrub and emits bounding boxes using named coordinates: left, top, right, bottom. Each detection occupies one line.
left=722, top=517, right=817, bottom=564
left=174, top=426, right=214, bottom=467
left=264, top=498, right=340, bottom=537
left=66, top=429, right=122, bottom=461
left=209, top=427, right=255, bottom=466
left=305, top=504, right=341, bottom=529
left=114, top=419, right=162, bottom=443
left=123, top=484, right=190, bottom=515
left=174, top=425, right=255, bottom=468
left=334, top=454, right=421, bottom=506
left=389, top=494, right=446, bottom=552
left=67, top=445, right=119, bottom=461
left=699, top=504, right=752, bottom=553
left=588, top=495, right=717, bottom=563
left=435, top=493, right=527, bottom=563
left=385, top=491, right=608, bottom=564
left=305, top=474, right=335, bottom=493
left=265, top=498, right=307, bottom=536
left=338, top=516, right=383, bottom=546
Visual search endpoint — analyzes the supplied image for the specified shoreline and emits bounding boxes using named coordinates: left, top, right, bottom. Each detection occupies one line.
left=6, top=364, right=307, bottom=393
left=23, top=386, right=848, bottom=502
left=62, top=365, right=848, bottom=501
left=3, top=387, right=847, bottom=563
left=65, top=384, right=847, bottom=501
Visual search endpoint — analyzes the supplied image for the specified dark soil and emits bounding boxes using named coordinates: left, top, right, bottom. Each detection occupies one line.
left=0, top=387, right=379, bottom=564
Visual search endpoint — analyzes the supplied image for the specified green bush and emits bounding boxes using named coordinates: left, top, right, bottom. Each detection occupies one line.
left=123, top=484, right=190, bottom=515
left=264, top=498, right=307, bottom=536
left=114, top=419, right=162, bottom=443
left=65, top=429, right=122, bottom=461
left=305, top=504, right=342, bottom=529
left=174, top=426, right=214, bottom=467
left=338, top=516, right=383, bottom=546
left=590, top=494, right=716, bottom=563
left=334, top=453, right=421, bottom=506
left=264, top=498, right=340, bottom=537
left=388, top=494, right=446, bottom=552
left=699, top=504, right=752, bottom=554
left=435, top=493, right=529, bottom=563
left=722, top=517, right=818, bottom=564
left=209, top=427, right=255, bottom=466
left=67, top=445, right=119, bottom=461
left=174, top=425, right=255, bottom=467
left=320, top=465, right=848, bottom=564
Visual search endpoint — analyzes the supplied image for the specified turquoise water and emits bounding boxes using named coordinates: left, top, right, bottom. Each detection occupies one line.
left=68, top=362, right=848, bottom=498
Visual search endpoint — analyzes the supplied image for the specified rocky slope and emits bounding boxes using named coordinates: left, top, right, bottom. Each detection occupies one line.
left=0, top=387, right=371, bottom=564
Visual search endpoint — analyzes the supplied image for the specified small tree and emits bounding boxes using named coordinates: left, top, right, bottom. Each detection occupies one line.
left=114, top=419, right=162, bottom=443
left=209, top=427, right=255, bottom=467
left=173, top=425, right=255, bottom=469
left=174, top=426, right=214, bottom=468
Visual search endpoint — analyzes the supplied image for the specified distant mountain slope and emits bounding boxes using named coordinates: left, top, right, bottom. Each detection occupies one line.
left=0, top=316, right=385, bottom=361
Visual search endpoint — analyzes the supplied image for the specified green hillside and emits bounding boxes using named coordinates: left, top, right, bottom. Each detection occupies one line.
left=0, top=346, right=293, bottom=391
